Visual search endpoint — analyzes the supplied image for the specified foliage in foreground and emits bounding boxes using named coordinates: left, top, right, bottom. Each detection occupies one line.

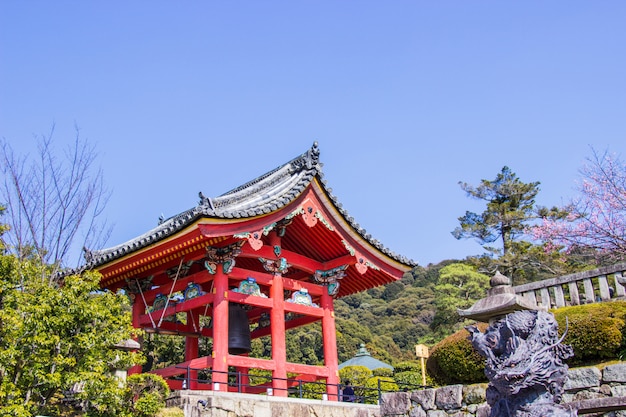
left=125, top=374, right=170, bottom=417
left=0, top=252, right=142, bottom=416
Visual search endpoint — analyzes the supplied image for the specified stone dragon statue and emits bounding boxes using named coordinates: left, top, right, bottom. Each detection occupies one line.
left=467, top=310, right=576, bottom=417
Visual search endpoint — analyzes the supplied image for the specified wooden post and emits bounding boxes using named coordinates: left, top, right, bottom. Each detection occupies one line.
left=212, top=265, right=229, bottom=391
left=415, top=344, right=429, bottom=387
left=269, top=232, right=288, bottom=397
left=321, top=289, right=339, bottom=401
left=185, top=311, right=199, bottom=389
left=128, top=294, right=143, bottom=375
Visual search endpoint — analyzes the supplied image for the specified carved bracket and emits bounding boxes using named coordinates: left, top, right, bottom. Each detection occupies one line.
left=258, top=257, right=290, bottom=275
left=286, top=288, right=319, bottom=307
left=232, top=277, right=267, bottom=298
left=166, top=260, right=194, bottom=280
left=312, top=265, right=348, bottom=296
left=204, top=241, right=244, bottom=274
left=125, top=275, right=154, bottom=294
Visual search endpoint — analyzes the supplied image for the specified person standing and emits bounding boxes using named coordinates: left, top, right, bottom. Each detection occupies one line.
left=342, top=380, right=355, bottom=402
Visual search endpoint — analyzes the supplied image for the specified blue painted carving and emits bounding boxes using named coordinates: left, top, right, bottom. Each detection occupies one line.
left=151, top=294, right=168, bottom=311
left=184, top=282, right=205, bottom=300
left=286, top=288, right=318, bottom=307
left=258, top=312, right=270, bottom=328
left=327, top=282, right=339, bottom=296
left=232, top=277, right=267, bottom=298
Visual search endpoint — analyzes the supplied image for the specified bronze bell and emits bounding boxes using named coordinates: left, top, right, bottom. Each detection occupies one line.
left=228, top=303, right=252, bottom=355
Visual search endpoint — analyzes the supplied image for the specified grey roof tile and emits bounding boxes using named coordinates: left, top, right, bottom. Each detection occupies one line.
left=83, top=142, right=417, bottom=269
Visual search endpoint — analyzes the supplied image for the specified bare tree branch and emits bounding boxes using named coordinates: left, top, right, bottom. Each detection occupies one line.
left=0, top=125, right=111, bottom=271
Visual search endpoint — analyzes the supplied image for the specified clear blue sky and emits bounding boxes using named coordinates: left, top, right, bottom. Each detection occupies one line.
left=1, top=2, right=625, bottom=266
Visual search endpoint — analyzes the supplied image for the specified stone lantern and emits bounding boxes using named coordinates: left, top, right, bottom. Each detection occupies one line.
left=458, top=272, right=576, bottom=417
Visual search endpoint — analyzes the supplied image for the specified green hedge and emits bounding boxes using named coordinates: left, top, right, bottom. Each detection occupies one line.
left=426, top=302, right=626, bottom=384
left=553, top=300, right=626, bottom=364
left=426, top=324, right=487, bottom=385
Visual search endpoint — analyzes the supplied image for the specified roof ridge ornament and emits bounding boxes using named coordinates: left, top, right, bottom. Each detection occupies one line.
left=198, top=192, right=215, bottom=210
left=291, top=141, right=321, bottom=173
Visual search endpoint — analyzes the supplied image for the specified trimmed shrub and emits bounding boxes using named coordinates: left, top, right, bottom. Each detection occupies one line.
left=125, top=373, right=170, bottom=417
left=372, top=367, right=393, bottom=377
left=393, top=360, right=434, bottom=388
left=157, top=408, right=184, bottom=417
left=393, top=361, right=421, bottom=373
left=553, top=301, right=626, bottom=364
left=364, top=376, right=398, bottom=404
left=339, top=365, right=372, bottom=401
left=300, top=380, right=327, bottom=400
left=427, top=324, right=488, bottom=385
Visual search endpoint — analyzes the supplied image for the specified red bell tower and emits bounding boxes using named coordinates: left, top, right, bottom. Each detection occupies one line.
left=89, top=143, right=415, bottom=399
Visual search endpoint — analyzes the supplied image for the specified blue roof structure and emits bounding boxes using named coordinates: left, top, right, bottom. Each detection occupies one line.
left=338, top=344, right=394, bottom=371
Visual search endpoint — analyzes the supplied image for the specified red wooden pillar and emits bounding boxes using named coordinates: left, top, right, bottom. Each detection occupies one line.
left=212, top=265, right=229, bottom=391
left=185, top=311, right=199, bottom=389
left=128, top=294, right=143, bottom=375
left=269, top=232, right=288, bottom=396
left=270, top=274, right=287, bottom=396
left=321, top=290, right=339, bottom=400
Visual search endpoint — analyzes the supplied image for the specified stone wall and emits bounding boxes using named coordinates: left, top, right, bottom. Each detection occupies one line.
left=168, top=390, right=381, bottom=417
left=380, top=363, right=626, bottom=417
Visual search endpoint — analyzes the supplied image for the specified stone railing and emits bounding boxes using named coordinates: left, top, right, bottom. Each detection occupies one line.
left=380, top=363, right=626, bottom=417
left=513, top=262, right=626, bottom=309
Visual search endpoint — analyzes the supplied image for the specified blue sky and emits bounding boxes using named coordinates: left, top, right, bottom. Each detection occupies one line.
left=1, top=2, right=625, bottom=266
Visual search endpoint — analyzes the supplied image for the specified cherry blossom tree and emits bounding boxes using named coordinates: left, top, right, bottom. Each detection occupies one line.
left=533, top=149, right=626, bottom=262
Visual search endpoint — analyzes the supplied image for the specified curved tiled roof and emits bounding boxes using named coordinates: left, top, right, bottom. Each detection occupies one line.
left=338, top=344, right=393, bottom=371
left=84, top=142, right=416, bottom=269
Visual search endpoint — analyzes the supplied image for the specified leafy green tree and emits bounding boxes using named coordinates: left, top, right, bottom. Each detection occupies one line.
left=125, top=374, right=170, bottom=417
left=431, top=263, right=489, bottom=335
left=0, top=255, right=140, bottom=416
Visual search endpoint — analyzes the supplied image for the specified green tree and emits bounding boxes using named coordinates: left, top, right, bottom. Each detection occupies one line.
left=0, top=255, right=140, bottom=416
left=452, top=166, right=541, bottom=256
left=125, top=374, right=170, bottom=417
left=431, top=263, right=489, bottom=335
left=338, top=365, right=372, bottom=401
left=452, top=166, right=571, bottom=281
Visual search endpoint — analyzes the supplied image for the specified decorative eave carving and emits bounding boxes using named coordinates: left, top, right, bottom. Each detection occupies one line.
left=312, top=265, right=348, bottom=296
left=204, top=241, right=244, bottom=275
left=259, top=257, right=290, bottom=275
